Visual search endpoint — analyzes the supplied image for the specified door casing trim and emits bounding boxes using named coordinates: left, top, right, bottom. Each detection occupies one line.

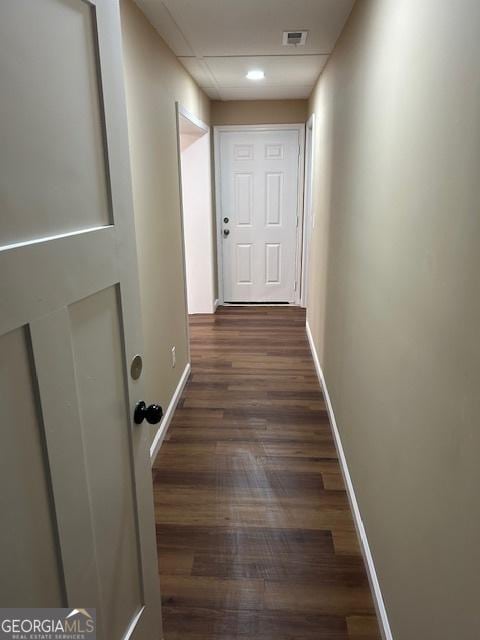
left=213, top=123, right=305, bottom=305
left=301, top=113, right=315, bottom=307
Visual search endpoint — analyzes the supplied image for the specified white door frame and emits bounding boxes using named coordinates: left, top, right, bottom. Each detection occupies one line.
left=214, top=124, right=305, bottom=305
left=301, top=113, right=315, bottom=307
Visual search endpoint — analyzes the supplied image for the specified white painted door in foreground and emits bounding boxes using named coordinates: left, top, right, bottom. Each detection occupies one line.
left=0, top=1, right=161, bottom=639
left=219, top=128, right=301, bottom=302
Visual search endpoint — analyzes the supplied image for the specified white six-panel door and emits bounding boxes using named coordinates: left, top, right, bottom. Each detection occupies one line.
left=0, top=1, right=161, bottom=638
left=217, top=127, right=303, bottom=303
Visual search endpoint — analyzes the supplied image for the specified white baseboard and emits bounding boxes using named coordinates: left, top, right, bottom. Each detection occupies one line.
left=213, top=298, right=219, bottom=311
left=150, top=362, right=191, bottom=463
left=305, top=321, right=393, bottom=640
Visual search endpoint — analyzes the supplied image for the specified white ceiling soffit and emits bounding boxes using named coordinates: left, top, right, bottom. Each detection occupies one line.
left=134, top=0, right=354, bottom=101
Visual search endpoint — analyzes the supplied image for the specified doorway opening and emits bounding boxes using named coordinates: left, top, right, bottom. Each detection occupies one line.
left=176, top=104, right=216, bottom=317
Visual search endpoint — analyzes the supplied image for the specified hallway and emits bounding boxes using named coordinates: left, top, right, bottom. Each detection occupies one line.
left=153, top=306, right=380, bottom=639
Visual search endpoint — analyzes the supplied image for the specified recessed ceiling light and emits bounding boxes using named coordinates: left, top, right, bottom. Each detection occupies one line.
left=246, top=69, right=265, bottom=81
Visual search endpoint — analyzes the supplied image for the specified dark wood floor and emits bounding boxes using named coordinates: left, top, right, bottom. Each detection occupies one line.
left=153, top=306, right=380, bottom=640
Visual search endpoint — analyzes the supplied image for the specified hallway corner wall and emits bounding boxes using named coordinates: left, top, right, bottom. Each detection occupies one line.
left=306, top=0, right=480, bottom=638
left=120, top=0, right=211, bottom=448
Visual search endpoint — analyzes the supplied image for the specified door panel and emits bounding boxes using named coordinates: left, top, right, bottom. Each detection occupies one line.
left=0, top=2, right=161, bottom=638
left=234, top=173, right=254, bottom=226
left=233, top=144, right=253, bottom=161
left=265, top=143, right=284, bottom=159
left=266, top=243, right=281, bottom=284
left=0, top=0, right=111, bottom=247
left=265, top=173, right=283, bottom=226
left=0, top=327, right=65, bottom=607
left=236, top=244, right=253, bottom=284
left=219, top=128, right=301, bottom=303
left=69, top=286, right=143, bottom=639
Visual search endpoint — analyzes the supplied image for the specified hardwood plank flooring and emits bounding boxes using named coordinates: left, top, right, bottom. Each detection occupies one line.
left=153, top=306, right=380, bottom=640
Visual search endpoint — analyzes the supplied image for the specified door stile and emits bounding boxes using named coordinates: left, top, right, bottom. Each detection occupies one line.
left=94, top=2, right=162, bottom=635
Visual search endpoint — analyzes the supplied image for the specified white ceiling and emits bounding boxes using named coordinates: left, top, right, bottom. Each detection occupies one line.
left=133, top=0, right=355, bottom=101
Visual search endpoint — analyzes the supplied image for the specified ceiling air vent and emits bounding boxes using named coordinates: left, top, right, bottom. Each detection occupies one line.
left=282, top=30, right=308, bottom=46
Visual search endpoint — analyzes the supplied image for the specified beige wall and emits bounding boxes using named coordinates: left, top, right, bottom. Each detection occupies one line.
left=307, top=1, right=480, bottom=638
left=120, top=0, right=210, bottom=445
left=211, top=99, right=308, bottom=125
